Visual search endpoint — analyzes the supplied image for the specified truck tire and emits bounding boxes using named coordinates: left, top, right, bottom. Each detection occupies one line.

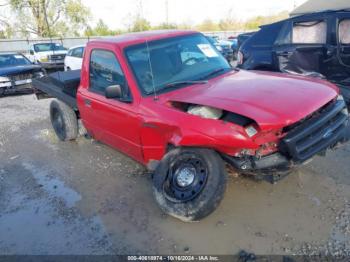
left=152, top=147, right=227, bottom=222
left=50, top=99, right=78, bottom=141
left=0, top=87, right=4, bottom=97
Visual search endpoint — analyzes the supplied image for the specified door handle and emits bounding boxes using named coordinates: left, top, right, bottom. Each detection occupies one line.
left=84, top=99, right=92, bottom=107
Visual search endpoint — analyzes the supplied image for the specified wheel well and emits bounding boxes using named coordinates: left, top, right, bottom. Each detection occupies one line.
left=166, top=143, right=176, bottom=153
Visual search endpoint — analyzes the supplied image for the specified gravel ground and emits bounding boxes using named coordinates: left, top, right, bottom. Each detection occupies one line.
left=0, top=94, right=349, bottom=256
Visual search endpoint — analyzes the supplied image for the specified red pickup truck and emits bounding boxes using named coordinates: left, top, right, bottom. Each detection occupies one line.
left=33, top=30, right=349, bottom=222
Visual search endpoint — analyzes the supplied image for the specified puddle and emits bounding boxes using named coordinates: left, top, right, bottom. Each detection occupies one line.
left=0, top=197, right=112, bottom=255
left=22, top=162, right=81, bottom=208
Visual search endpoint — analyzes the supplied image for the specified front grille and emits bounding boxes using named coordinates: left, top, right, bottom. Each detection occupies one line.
left=280, top=99, right=349, bottom=162
left=50, top=54, right=65, bottom=61
left=11, top=73, right=32, bottom=81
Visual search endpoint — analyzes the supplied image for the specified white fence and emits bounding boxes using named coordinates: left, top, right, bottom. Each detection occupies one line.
left=0, top=31, right=247, bottom=53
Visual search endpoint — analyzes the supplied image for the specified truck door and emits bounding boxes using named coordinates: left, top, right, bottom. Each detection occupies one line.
left=78, top=48, right=143, bottom=163
left=273, top=17, right=328, bottom=77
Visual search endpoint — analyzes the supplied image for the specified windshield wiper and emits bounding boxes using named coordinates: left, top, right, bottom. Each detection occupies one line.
left=199, top=68, right=232, bottom=80
left=163, top=80, right=208, bottom=89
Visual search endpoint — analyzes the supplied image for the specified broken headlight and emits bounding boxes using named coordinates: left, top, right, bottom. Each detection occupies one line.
left=187, top=105, right=223, bottom=119
left=337, top=95, right=344, bottom=102
left=245, top=125, right=258, bottom=138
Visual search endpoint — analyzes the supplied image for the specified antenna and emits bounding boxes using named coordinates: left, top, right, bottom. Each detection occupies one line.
left=145, top=40, right=158, bottom=100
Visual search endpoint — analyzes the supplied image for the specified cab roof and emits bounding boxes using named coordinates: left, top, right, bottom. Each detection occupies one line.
left=88, top=30, right=199, bottom=48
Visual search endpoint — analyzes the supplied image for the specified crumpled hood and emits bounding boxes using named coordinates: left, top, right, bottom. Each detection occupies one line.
left=165, top=70, right=338, bottom=130
left=0, top=64, right=42, bottom=77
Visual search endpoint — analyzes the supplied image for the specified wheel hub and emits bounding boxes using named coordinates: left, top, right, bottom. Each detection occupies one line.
left=163, top=153, right=209, bottom=203
left=175, top=166, right=196, bottom=187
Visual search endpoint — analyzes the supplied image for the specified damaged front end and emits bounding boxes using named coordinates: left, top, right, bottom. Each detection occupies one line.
left=223, top=96, right=349, bottom=182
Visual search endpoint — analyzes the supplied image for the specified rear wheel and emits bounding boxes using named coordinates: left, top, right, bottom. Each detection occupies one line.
left=50, top=99, right=78, bottom=141
left=152, top=147, right=227, bottom=222
left=0, top=87, right=5, bottom=97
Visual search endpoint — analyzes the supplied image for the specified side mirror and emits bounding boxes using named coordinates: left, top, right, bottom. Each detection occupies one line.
left=105, top=85, right=122, bottom=99
left=30, top=50, right=34, bottom=55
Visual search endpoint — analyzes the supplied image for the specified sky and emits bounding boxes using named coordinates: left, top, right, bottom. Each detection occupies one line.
left=83, top=0, right=308, bottom=29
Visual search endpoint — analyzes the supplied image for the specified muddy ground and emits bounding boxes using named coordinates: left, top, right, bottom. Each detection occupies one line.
left=0, top=94, right=349, bottom=255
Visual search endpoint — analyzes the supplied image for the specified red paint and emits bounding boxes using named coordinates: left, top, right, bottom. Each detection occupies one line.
left=76, top=30, right=339, bottom=165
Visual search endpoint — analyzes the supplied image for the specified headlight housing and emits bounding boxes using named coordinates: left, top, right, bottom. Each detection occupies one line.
left=0, top=76, right=10, bottom=82
left=38, top=55, right=49, bottom=62
left=187, top=105, right=223, bottom=119
left=0, top=76, right=11, bottom=88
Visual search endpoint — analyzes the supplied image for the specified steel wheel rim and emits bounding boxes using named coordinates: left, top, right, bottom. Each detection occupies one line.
left=163, top=152, right=208, bottom=203
left=52, top=108, right=64, bottom=139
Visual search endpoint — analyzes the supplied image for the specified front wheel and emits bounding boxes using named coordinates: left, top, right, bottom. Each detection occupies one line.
left=152, top=147, right=227, bottom=222
left=0, top=87, right=5, bottom=97
left=50, top=99, right=78, bottom=141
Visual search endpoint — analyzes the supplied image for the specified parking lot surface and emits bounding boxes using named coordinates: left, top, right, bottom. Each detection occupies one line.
left=0, top=94, right=349, bottom=255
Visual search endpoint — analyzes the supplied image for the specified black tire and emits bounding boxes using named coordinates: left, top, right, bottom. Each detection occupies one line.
left=152, top=147, right=227, bottom=222
left=0, top=87, right=5, bottom=97
left=50, top=99, right=78, bottom=141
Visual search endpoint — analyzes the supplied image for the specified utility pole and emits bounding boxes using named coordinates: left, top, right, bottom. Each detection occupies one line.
left=165, top=0, right=169, bottom=26
left=137, top=0, right=144, bottom=31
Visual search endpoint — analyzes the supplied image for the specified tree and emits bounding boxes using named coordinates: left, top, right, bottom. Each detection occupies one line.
left=84, top=19, right=121, bottom=36
left=9, top=0, right=91, bottom=37
left=130, top=17, right=151, bottom=32
left=244, top=11, right=288, bottom=30
left=196, top=19, right=220, bottom=32
left=153, top=22, right=177, bottom=30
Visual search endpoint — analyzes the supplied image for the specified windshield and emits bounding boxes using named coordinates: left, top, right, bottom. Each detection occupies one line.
left=125, top=33, right=231, bottom=95
left=33, top=43, right=67, bottom=52
left=0, top=54, right=31, bottom=68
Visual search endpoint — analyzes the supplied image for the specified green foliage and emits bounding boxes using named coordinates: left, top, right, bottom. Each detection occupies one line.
left=153, top=22, right=178, bottom=30
left=84, top=19, right=121, bottom=36
left=243, top=11, right=289, bottom=30
left=9, top=0, right=91, bottom=37
left=130, top=17, right=151, bottom=32
left=196, top=19, right=220, bottom=32
left=1, top=2, right=290, bottom=39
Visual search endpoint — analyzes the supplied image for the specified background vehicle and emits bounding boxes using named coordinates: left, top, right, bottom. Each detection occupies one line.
left=237, top=32, right=256, bottom=50
left=27, top=42, right=67, bottom=69
left=0, top=53, right=44, bottom=96
left=33, top=30, right=349, bottom=222
left=237, top=10, right=350, bottom=107
left=226, top=37, right=239, bottom=58
left=64, top=45, right=85, bottom=71
left=205, top=36, right=234, bottom=61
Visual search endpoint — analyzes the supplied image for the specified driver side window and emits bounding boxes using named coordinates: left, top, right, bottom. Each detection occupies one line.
left=89, top=49, right=128, bottom=98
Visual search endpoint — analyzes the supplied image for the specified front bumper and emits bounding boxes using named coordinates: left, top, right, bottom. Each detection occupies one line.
left=0, top=79, right=33, bottom=92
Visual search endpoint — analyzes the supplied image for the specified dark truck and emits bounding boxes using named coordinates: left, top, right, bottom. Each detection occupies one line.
left=237, top=10, right=350, bottom=107
left=33, top=30, right=349, bottom=222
